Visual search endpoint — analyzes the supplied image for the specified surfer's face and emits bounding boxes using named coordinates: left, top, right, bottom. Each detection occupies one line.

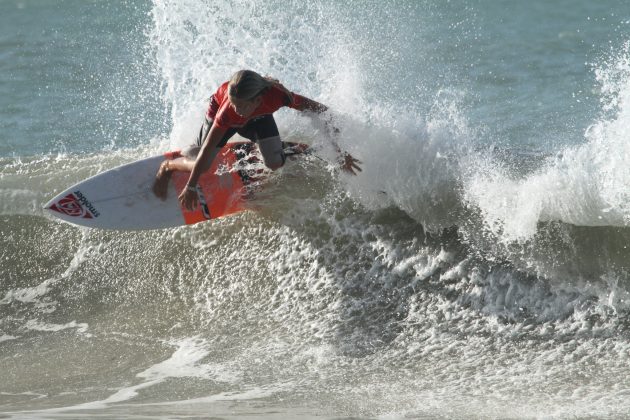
left=230, top=95, right=262, bottom=118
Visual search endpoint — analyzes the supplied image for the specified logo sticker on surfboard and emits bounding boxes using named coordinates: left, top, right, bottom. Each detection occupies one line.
left=47, top=191, right=100, bottom=219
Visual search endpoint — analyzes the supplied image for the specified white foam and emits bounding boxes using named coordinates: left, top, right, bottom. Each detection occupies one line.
left=1, top=278, right=58, bottom=306
left=137, top=337, right=216, bottom=381
left=0, top=334, right=18, bottom=343
left=28, top=337, right=238, bottom=413
left=463, top=43, right=630, bottom=241
left=1, top=230, right=95, bottom=309
left=24, top=320, right=90, bottom=335
left=0, top=391, right=46, bottom=399
left=137, top=385, right=286, bottom=407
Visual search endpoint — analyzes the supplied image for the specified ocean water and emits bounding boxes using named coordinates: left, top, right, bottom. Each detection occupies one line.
left=2, top=0, right=630, bottom=418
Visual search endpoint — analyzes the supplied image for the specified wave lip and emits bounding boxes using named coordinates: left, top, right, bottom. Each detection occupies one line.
left=463, top=43, right=630, bottom=243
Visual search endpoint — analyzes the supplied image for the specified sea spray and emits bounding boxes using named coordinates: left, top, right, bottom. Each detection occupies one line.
left=4, top=1, right=630, bottom=418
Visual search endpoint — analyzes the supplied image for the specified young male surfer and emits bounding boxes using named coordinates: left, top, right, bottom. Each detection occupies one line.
left=153, top=69, right=361, bottom=211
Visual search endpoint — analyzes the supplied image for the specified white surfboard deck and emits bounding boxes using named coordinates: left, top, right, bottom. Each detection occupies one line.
left=44, top=154, right=185, bottom=230
left=43, top=142, right=309, bottom=230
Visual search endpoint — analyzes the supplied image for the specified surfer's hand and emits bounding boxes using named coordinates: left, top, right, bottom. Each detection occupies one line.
left=339, top=152, right=362, bottom=175
left=178, top=188, right=198, bottom=211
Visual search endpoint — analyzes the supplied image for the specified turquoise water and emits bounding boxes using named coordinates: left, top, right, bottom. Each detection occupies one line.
left=0, top=0, right=165, bottom=156
left=3, top=0, right=630, bottom=418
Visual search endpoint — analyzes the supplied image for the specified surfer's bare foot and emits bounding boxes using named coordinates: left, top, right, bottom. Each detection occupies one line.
left=153, top=160, right=172, bottom=200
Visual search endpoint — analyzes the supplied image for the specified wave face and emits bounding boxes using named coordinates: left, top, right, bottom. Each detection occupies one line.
left=3, top=0, right=630, bottom=418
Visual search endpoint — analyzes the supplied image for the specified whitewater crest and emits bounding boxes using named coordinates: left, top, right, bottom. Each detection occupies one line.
left=462, top=43, right=630, bottom=244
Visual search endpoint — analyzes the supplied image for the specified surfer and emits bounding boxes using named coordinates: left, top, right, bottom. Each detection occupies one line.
left=153, top=69, right=361, bottom=210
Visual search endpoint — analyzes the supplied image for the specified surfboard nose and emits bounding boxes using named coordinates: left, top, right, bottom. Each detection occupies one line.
left=45, top=192, right=98, bottom=219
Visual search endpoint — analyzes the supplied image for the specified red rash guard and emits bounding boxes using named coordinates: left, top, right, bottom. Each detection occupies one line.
left=206, top=82, right=305, bottom=129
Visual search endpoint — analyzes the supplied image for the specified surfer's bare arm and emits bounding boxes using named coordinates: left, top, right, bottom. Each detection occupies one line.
left=295, top=96, right=329, bottom=114
left=179, top=124, right=226, bottom=211
left=293, top=95, right=362, bottom=175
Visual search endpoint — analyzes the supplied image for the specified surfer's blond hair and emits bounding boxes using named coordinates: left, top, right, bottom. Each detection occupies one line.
left=228, top=70, right=273, bottom=101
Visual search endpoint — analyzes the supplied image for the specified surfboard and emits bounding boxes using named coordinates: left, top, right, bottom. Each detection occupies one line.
left=43, top=141, right=309, bottom=230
